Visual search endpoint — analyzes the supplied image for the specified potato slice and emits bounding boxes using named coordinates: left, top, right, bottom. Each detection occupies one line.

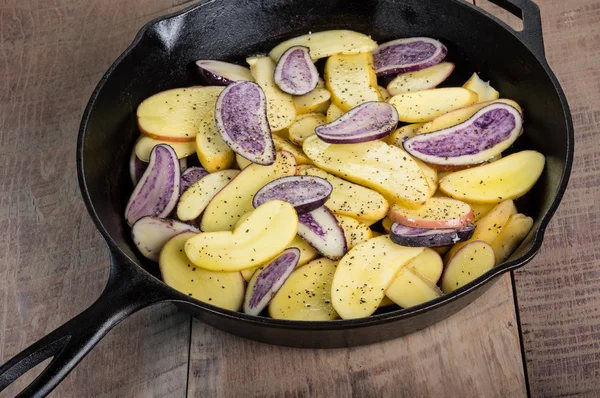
left=414, top=158, right=438, bottom=198
left=386, top=123, right=424, bottom=147
left=387, top=62, right=455, bottom=96
left=269, top=258, right=339, bottom=321
left=335, top=215, right=373, bottom=249
left=439, top=151, right=545, bottom=203
left=388, top=88, right=478, bottom=123
left=201, top=151, right=297, bottom=232
left=297, top=165, right=389, bottom=225
left=378, top=86, right=391, bottom=101
left=269, top=30, right=378, bottom=61
left=303, top=136, right=430, bottom=208
left=382, top=216, right=393, bottom=233
left=385, top=267, right=443, bottom=308
left=446, top=200, right=517, bottom=260
left=135, top=136, right=195, bottom=161
left=379, top=296, right=396, bottom=307
left=236, top=153, right=251, bottom=169
left=388, top=197, right=474, bottom=229
left=293, top=88, right=331, bottom=115
left=137, top=86, right=223, bottom=142
left=196, top=104, right=235, bottom=172
left=441, top=241, right=495, bottom=293
left=176, top=169, right=240, bottom=221
left=405, top=247, right=444, bottom=283
left=463, top=73, right=500, bottom=103
left=288, top=113, right=327, bottom=146
left=249, top=56, right=296, bottom=132
left=272, top=135, right=312, bottom=165
left=326, top=103, right=345, bottom=122
left=418, top=99, right=522, bottom=134
left=490, top=213, right=533, bottom=265
left=159, top=232, right=245, bottom=310
left=332, top=236, right=424, bottom=319
left=470, top=202, right=496, bottom=222
left=186, top=201, right=298, bottom=271
left=325, top=53, right=382, bottom=112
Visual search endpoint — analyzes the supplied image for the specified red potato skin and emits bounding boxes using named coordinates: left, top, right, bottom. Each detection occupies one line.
left=388, top=203, right=474, bottom=229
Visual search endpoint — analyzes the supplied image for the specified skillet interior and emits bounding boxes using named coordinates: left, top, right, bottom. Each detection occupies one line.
left=78, top=0, right=572, bottom=346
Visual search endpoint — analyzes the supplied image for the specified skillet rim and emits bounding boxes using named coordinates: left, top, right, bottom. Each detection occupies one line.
left=76, top=0, right=574, bottom=329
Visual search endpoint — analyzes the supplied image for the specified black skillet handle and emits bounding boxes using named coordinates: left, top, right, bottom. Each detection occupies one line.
left=0, top=251, right=172, bottom=398
left=479, top=0, right=545, bottom=59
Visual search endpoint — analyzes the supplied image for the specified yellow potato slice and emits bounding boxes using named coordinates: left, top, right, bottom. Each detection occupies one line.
left=326, top=103, right=345, bottom=122
left=441, top=241, right=495, bottom=293
left=325, top=53, right=382, bottom=112
left=176, top=169, right=240, bottom=221
left=385, top=267, right=443, bottom=309
left=378, top=85, right=391, bottom=101
left=446, top=200, right=517, bottom=260
left=381, top=216, right=393, bottom=233
left=269, top=30, right=378, bottom=61
left=297, top=165, right=389, bottom=225
left=196, top=104, right=235, bottom=173
left=272, top=135, right=312, bottom=165
left=159, top=232, right=245, bottom=311
left=386, top=123, right=424, bottom=147
left=303, top=136, right=430, bottom=208
left=490, top=213, right=534, bottom=265
left=288, top=113, right=327, bottom=146
left=387, top=62, right=455, bottom=96
left=470, top=202, right=497, bottom=222
left=379, top=297, right=396, bottom=307
left=249, top=56, right=296, bottom=132
left=414, top=158, right=438, bottom=198
left=463, top=73, right=500, bottom=103
left=418, top=99, right=522, bottom=134
left=293, top=88, right=331, bottom=115
left=269, top=258, right=339, bottom=321
left=186, top=201, right=298, bottom=271
left=332, top=236, right=424, bottom=319
left=405, top=247, right=444, bottom=283
left=388, top=88, right=479, bottom=123
left=137, top=86, right=222, bottom=142
left=388, top=197, right=474, bottom=229
left=200, top=151, right=297, bottom=232
left=135, top=136, right=195, bottom=161
left=439, top=151, right=545, bottom=203
left=236, top=153, right=251, bottom=169
left=335, top=215, right=373, bottom=250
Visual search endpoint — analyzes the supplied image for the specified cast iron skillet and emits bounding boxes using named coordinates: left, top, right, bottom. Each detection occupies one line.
left=0, top=0, right=573, bottom=396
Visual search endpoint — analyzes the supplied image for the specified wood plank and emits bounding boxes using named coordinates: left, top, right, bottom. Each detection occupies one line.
left=0, top=0, right=194, bottom=396
left=188, top=275, right=526, bottom=397
left=475, top=0, right=600, bottom=395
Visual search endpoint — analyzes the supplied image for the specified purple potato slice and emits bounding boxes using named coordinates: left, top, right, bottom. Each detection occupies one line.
left=132, top=217, right=200, bottom=261
left=315, top=101, right=399, bottom=144
left=273, top=46, right=319, bottom=95
left=390, top=223, right=475, bottom=247
left=403, top=103, right=523, bottom=167
left=180, top=167, right=209, bottom=194
left=195, top=60, right=254, bottom=86
left=297, top=206, right=347, bottom=260
left=125, top=144, right=181, bottom=226
left=373, top=37, right=447, bottom=76
left=243, top=247, right=300, bottom=316
left=252, top=175, right=333, bottom=214
left=214, top=81, right=276, bottom=165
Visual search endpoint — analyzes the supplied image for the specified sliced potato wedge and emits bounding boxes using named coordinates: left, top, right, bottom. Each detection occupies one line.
left=135, top=136, right=195, bottom=161
left=387, top=62, right=455, bottom=96
left=439, top=151, right=545, bottom=203
left=378, top=85, right=391, bottom=101
left=388, top=197, right=474, bottom=229
left=490, top=213, right=533, bottom=265
left=272, top=135, right=312, bottom=165
left=269, top=30, right=378, bottom=61
left=177, top=169, right=240, bottom=221
left=288, top=113, right=327, bottom=146
left=414, top=158, right=438, bottom=198
left=441, top=241, right=495, bottom=293
left=297, top=165, right=389, bottom=225
left=382, top=216, right=393, bottom=233
left=293, top=88, right=331, bottom=114
left=335, top=215, right=373, bottom=249
left=236, top=153, right=252, bottom=169
left=325, top=53, right=382, bottom=112
left=303, top=136, right=430, bottom=208
left=463, top=73, right=500, bottom=103
left=332, top=236, right=424, bottom=319
left=137, top=86, right=223, bottom=142
left=201, top=151, right=297, bottom=232
left=386, top=123, right=424, bottom=147
left=249, top=56, right=296, bottom=132
left=186, top=201, right=298, bottom=271
left=160, top=232, right=245, bottom=311
left=385, top=266, right=443, bottom=308
left=269, top=258, right=339, bottom=321
left=196, top=105, right=235, bottom=172
left=326, top=103, right=345, bottom=122
left=470, top=202, right=497, bottom=222
left=406, top=247, right=444, bottom=284
left=388, top=88, right=478, bottom=123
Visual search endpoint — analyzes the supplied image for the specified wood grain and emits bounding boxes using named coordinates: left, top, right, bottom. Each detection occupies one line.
left=472, top=0, right=600, bottom=396
left=0, top=0, right=194, bottom=396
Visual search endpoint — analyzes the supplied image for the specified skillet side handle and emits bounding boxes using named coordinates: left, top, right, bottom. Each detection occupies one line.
left=479, top=0, right=545, bottom=59
left=0, top=252, right=172, bottom=398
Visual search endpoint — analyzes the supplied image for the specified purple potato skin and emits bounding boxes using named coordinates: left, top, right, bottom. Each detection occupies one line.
left=297, top=206, right=347, bottom=260
left=273, top=46, right=319, bottom=95
left=315, top=102, right=399, bottom=144
left=373, top=37, right=447, bottom=77
left=180, top=167, right=209, bottom=194
left=252, top=175, right=333, bottom=215
left=390, top=223, right=475, bottom=247
left=195, top=60, right=252, bottom=86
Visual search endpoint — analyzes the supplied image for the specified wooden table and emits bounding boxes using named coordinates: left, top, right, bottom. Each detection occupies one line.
left=1, top=0, right=598, bottom=396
